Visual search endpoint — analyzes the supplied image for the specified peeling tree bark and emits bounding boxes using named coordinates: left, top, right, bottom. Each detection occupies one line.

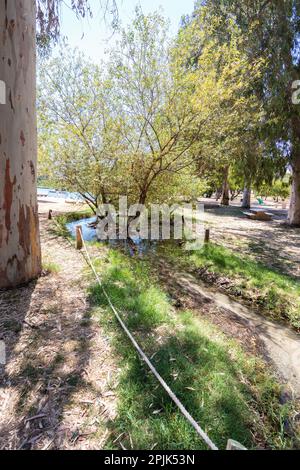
left=221, top=166, right=230, bottom=206
left=241, top=183, right=251, bottom=209
left=288, top=155, right=300, bottom=227
left=0, top=0, right=41, bottom=287
left=288, top=111, right=300, bottom=226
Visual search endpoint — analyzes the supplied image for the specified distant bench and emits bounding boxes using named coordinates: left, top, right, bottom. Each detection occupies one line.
left=243, top=210, right=273, bottom=221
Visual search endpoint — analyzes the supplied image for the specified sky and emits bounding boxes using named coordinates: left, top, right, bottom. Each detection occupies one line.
left=58, top=0, right=196, bottom=62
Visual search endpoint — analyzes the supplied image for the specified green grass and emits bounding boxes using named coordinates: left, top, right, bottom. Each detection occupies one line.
left=159, top=242, right=300, bottom=330
left=88, top=248, right=298, bottom=450
left=42, top=260, right=60, bottom=273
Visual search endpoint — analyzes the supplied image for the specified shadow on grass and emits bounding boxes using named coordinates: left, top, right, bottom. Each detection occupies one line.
left=205, top=206, right=246, bottom=219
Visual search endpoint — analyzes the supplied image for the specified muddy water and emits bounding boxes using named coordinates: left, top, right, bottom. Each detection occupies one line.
left=66, top=217, right=160, bottom=255
left=66, top=217, right=98, bottom=241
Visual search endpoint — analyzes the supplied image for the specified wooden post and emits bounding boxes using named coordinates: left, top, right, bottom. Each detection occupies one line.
left=204, top=228, right=210, bottom=243
left=48, top=209, right=53, bottom=220
left=226, top=439, right=247, bottom=450
left=76, top=225, right=83, bottom=250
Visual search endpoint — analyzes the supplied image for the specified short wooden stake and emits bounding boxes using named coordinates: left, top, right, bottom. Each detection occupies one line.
left=204, top=228, right=210, bottom=243
left=76, top=225, right=83, bottom=250
left=48, top=209, right=53, bottom=220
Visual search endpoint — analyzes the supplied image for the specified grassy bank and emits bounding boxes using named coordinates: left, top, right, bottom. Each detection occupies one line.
left=158, top=242, right=300, bottom=330
left=87, top=248, right=298, bottom=450
left=50, top=210, right=94, bottom=238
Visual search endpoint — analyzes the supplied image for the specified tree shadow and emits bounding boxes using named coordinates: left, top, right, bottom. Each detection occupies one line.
left=202, top=206, right=300, bottom=280
left=205, top=206, right=246, bottom=219
left=0, top=268, right=99, bottom=450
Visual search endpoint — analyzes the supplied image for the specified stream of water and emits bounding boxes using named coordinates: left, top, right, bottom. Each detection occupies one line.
left=66, top=217, right=160, bottom=255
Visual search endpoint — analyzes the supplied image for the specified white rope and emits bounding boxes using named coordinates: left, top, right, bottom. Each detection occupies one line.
left=78, top=230, right=219, bottom=451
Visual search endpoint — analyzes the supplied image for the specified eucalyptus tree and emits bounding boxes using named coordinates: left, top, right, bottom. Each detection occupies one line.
left=175, top=5, right=266, bottom=206
left=195, top=0, right=300, bottom=222
left=0, top=0, right=117, bottom=287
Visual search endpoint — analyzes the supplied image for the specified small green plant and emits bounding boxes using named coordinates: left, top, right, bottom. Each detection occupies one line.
left=42, top=261, right=60, bottom=273
left=51, top=210, right=94, bottom=239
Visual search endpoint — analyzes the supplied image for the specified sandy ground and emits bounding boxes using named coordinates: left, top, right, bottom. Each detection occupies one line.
left=0, top=203, right=118, bottom=450
left=197, top=199, right=300, bottom=279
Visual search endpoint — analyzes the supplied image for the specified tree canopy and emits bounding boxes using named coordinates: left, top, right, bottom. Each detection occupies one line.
left=38, top=5, right=280, bottom=213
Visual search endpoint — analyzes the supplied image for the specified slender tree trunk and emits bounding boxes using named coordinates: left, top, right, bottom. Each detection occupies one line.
left=0, top=0, right=41, bottom=287
left=221, top=166, right=230, bottom=206
left=276, top=0, right=300, bottom=227
left=242, top=184, right=251, bottom=209
left=215, top=188, right=222, bottom=201
left=288, top=155, right=300, bottom=226
left=230, top=189, right=242, bottom=201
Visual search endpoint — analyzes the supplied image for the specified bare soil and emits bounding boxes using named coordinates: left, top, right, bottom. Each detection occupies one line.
left=0, top=205, right=118, bottom=450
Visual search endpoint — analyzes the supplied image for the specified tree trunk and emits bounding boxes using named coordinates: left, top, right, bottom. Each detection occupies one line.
left=215, top=188, right=222, bottom=201
left=288, top=156, right=300, bottom=226
left=0, top=0, right=41, bottom=288
left=242, top=185, right=251, bottom=209
left=221, top=166, right=230, bottom=206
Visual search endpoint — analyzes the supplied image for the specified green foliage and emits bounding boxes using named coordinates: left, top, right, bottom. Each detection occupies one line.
left=38, top=48, right=119, bottom=210
left=38, top=6, right=271, bottom=209
left=38, top=10, right=206, bottom=209
left=190, top=1, right=299, bottom=206
left=42, top=261, right=60, bottom=273
left=258, top=179, right=291, bottom=201
left=38, top=2, right=298, bottom=212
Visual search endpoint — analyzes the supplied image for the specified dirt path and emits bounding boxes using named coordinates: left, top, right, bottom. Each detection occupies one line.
left=0, top=213, right=118, bottom=450
left=155, top=259, right=300, bottom=398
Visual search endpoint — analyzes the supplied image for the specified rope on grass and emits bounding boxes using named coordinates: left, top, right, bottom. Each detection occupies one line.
left=77, top=228, right=219, bottom=451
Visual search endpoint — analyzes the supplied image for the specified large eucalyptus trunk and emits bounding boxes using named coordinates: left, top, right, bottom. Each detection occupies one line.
left=221, top=166, right=230, bottom=206
left=242, top=184, right=251, bottom=209
left=0, top=0, right=41, bottom=288
left=288, top=156, right=300, bottom=226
